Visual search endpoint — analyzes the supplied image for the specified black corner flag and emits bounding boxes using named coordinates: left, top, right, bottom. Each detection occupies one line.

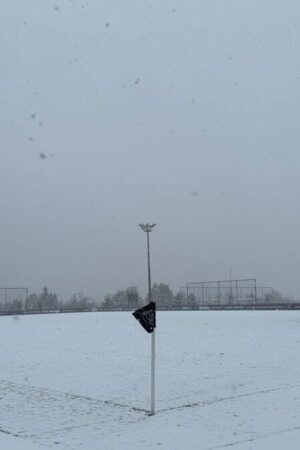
left=132, top=301, right=156, bottom=333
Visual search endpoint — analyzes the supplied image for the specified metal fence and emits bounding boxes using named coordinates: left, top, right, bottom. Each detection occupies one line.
left=183, top=279, right=274, bottom=306
left=0, top=288, right=29, bottom=313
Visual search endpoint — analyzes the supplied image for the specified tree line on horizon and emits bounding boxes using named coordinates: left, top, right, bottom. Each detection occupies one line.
left=101, top=283, right=190, bottom=310
left=24, top=283, right=188, bottom=311
left=0, top=284, right=294, bottom=314
left=0, top=284, right=191, bottom=313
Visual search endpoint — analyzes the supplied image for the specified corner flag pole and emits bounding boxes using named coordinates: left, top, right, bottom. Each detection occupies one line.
left=132, top=301, right=156, bottom=415
left=151, top=327, right=155, bottom=415
left=146, top=227, right=155, bottom=416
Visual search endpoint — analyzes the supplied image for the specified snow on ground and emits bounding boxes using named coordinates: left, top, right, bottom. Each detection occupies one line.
left=0, top=311, right=299, bottom=449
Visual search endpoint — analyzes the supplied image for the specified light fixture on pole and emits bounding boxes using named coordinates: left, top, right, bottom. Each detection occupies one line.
left=138, top=222, right=156, bottom=415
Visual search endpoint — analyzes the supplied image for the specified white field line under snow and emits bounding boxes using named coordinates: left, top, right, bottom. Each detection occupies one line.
left=0, top=311, right=299, bottom=449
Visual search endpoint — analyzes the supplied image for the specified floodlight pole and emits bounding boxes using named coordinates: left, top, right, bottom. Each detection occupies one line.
left=146, top=230, right=152, bottom=303
left=139, top=223, right=156, bottom=415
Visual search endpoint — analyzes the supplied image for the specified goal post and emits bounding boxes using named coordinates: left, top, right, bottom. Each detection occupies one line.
left=186, top=279, right=258, bottom=306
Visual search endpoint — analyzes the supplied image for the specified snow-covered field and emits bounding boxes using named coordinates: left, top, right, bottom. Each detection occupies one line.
left=0, top=311, right=300, bottom=449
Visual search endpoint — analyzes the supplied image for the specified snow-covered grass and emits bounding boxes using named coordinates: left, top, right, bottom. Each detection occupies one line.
left=0, top=311, right=300, bottom=449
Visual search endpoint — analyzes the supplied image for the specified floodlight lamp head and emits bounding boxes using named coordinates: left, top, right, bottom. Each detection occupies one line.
left=139, top=223, right=147, bottom=232
left=139, top=223, right=156, bottom=232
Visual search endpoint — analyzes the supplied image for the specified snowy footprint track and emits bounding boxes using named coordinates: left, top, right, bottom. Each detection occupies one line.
left=0, top=379, right=147, bottom=448
left=158, top=381, right=300, bottom=413
left=208, top=425, right=300, bottom=450
left=1, top=378, right=300, bottom=449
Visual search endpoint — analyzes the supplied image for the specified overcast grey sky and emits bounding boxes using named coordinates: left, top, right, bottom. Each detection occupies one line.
left=1, top=0, right=300, bottom=299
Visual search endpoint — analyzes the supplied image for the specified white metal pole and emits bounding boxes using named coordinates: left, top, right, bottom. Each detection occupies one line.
left=139, top=223, right=156, bottom=416
left=151, top=328, right=155, bottom=415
